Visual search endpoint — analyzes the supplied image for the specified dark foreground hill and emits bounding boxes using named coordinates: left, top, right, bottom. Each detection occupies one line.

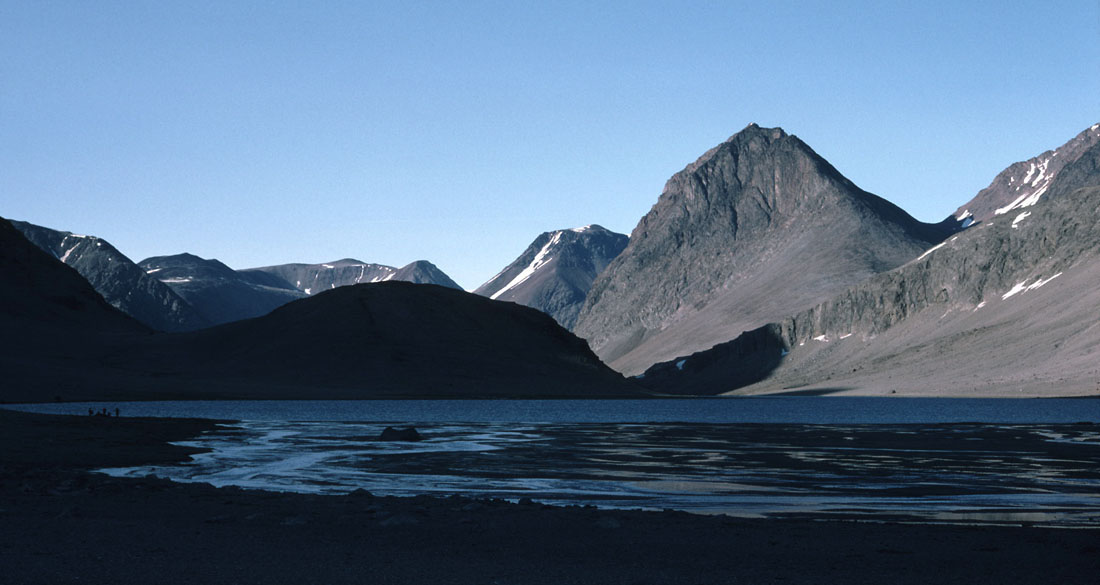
left=574, top=124, right=954, bottom=375
left=119, top=281, right=638, bottom=398
left=0, top=218, right=146, bottom=337
left=639, top=124, right=1100, bottom=397
left=474, top=225, right=628, bottom=329
left=0, top=217, right=152, bottom=402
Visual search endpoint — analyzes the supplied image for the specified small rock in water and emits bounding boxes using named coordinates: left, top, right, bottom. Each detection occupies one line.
left=379, top=426, right=422, bottom=441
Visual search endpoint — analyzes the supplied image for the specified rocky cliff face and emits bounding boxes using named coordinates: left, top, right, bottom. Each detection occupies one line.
left=139, top=253, right=305, bottom=326
left=640, top=125, right=1100, bottom=397
left=953, top=122, right=1100, bottom=223
left=474, top=225, right=628, bottom=329
left=574, top=124, right=953, bottom=374
left=9, top=220, right=207, bottom=332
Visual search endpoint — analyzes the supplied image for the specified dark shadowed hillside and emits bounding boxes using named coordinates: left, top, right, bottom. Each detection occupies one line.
left=111, top=281, right=639, bottom=398
left=9, top=220, right=207, bottom=331
left=1, top=225, right=638, bottom=400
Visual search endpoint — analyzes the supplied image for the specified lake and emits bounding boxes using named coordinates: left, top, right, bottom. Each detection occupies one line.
left=8, top=398, right=1100, bottom=527
left=10, top=396, right=1100, bottom=424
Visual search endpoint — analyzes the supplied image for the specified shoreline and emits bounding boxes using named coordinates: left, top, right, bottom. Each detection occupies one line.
left=5, top=391, right=1100, bottom=404
left=2, top=409, right=1099, bottom=584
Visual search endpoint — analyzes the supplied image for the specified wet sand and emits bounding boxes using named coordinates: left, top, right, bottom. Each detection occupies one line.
left=2, top=409, right=1098, bottom=584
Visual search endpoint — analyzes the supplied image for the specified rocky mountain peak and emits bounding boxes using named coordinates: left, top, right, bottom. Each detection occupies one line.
left=474, top=225, right=629, bottom=329
left=390, top=260, right=463, bottom=290
left=139, top=253, right=239, bottom=281
left=574, top=125, right=950, bottom=374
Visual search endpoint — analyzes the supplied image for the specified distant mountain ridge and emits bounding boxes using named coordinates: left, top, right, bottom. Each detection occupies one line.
left=9, top=220, right=208, bottom=331
left=139, top=253, right=306, bottom=326
left=241, top=259, right=461, bottom=296
left=474, top=225, right=628, bottom=329
left=574, top=124, right=955, bottom=375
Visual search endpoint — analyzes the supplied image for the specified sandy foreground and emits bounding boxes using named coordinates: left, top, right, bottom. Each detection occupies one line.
left=1, top=409, right=1098, bottom=584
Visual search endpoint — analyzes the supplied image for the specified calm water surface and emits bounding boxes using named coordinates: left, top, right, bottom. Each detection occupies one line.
left=9, top=398, right=1100, bottom=527
left=11, top=397, right=1100, bottom=424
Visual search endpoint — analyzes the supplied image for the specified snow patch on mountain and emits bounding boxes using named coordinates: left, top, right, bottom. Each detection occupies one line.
left=1001, top=273, right=1063, bottom=300
left=995, top=155, right=1056, bottom=215
left=915, top=241, right=946, bottom=261
left=489, top=232, right=562, bottom=300
left=1012, top=211, right=1032, bottom=228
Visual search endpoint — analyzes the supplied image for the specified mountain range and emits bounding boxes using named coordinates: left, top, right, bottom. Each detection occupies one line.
left=637, top=122, right=1100, bottom=396
left=6, top=220, right=466, bottom=330
left=474, top=225, right=628, bottom=329
left=5, top=120, right=1100, bottom=399
left=0, top=217, right=637, bottom=402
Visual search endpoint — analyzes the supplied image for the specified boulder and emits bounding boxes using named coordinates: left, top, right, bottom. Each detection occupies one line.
left=379, top=426, right=422, bottom=441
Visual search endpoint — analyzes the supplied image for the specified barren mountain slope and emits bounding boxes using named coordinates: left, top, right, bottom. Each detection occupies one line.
left=574, top=124, right=952, bottom=374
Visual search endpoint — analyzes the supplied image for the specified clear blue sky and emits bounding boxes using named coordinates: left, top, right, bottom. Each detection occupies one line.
left=3, top=1, right=1098, bottom=290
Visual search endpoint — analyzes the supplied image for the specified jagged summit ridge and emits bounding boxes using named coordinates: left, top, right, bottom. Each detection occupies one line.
left=954, top=122, right=1100, bottom=223
left=242, top=259, right=461, bottom=295
left=573, top=124, right=952, bottom=374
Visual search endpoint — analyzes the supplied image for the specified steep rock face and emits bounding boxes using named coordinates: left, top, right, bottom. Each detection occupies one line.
left=574, top=124, right=952, bottom=374
left=9, top=221, right=207, bottom=332
left=953, top=122, right=1100, bottom=223
left=124, top=281, right=640, bottom=398
left=640, top=131, right=1100, bottom=397
left=139, top=253, right=305, bottom=326
left=474, top=225, right=628, bottom=329
left=242, top=259, right=462, bottom=296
